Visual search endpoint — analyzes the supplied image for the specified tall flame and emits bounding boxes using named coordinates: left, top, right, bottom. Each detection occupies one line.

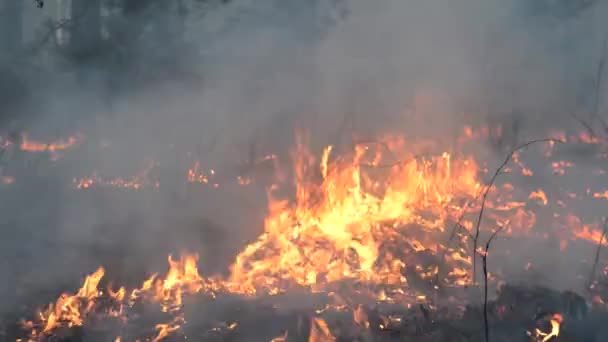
left=225, top=135, right=480, bottom=294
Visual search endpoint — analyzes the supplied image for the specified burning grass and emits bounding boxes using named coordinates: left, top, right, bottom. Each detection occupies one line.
left=6, top=124, right=608, bottom=341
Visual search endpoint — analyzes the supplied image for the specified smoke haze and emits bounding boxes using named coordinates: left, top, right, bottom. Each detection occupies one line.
left=1, top=0, right=608, bottom=316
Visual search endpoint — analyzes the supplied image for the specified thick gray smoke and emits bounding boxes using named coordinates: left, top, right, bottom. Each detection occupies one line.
left=1, top=0, right=607, bottom=315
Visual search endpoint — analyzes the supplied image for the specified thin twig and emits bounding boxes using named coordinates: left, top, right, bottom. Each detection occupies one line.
left=568, top=112, right=596, bottom=138
left=471, top=138, right=563, bottom=284
left=481, top=225, right=506, bottom=342
left=591, top=36, right=608, bottom=124
left=587, top=217, right=608, bottom=290
left=6, top=0, right=95, bottom=65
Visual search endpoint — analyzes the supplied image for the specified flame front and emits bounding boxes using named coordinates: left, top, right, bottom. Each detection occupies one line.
left=18, top=125, right=608, bottom=341
left=225, top=134, right=480, bottom=294
left=23, top=267, right=104, bottom=340
left=23, top=253, right=211, bottom=341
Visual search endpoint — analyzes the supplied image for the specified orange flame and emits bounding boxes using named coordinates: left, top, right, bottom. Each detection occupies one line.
left=224, top=135, right=480, bottom=294
left=20, top=133, right=82, bottom=160
left=534, top=313, right=563, bottom=342
left=24, top=266, right=105, bottom=338
left=309, top=317, right=335, bottom=342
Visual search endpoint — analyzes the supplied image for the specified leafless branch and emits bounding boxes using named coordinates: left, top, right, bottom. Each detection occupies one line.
left=568, top=112, right=597, bottom=138
left=481, top=224, right=506, bottom=342
left=471, top=138, right=563, bottom=284
left=591, top=36, right=608, bottom=123
left=9, top=1, right=94, bottom=64
left=592, top=36, right=608, bottom=132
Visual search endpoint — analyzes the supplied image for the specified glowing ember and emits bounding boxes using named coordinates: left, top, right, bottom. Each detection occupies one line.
left=20, top=133, right=83, bottom=160
left=73, top=161, right=159, bottom=190
left=1, top=175, right=15, bottom=184
left=528, top=189, right=548, bottom=206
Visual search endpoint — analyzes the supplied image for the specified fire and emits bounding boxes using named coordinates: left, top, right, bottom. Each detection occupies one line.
left=73, top=161, right=159, bottom=190
left=528, top=189, right=548, bottom=206
left=551, top=160, right=574, bottom=176
left=573, top=225, right=608, bottom=246
left=134, top=253, right=209, bottom=312
left=152, top=322, right=182, bottom=342
left=17, top=125, right=608, bottom=340
left=594, top=190, right=608, bottom=200
left=187, top=161, right=212, bottom=184
left=271, top=331, right=288, bottom=341
left=23, top=253, right=212, bottom=341
left=309, top=317, right=335, bottom=342
left=224, top=134, right=480, bottom=294
left=353, top=304, right=369, bottom=329
left=534, top=313, right=563, bottom=342
left=20, top=133, right=82, bottom=160
left=23, top=267, right=104, bottom=340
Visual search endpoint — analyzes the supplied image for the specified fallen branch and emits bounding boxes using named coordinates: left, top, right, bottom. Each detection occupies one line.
left=471, top=138, right=563, bottom=284
left=587, top=217, right=608, bottom=291
left=481, top=224, right=506, bottom=342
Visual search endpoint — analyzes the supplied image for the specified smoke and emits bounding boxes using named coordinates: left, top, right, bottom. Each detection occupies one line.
left=1, top=0, right=608, bottom=316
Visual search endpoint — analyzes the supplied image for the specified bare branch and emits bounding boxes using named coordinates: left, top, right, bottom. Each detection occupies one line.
left=568, top=111, right=597, bottom=138
left=484, top=225, right=505, bottom=252
left=8, top=1, right=94, bottom=64
left=481, top=224, right=506, bottom=342
left=471, top=138, right=563, bottom=284
left=592, top=36, right=608, bottom=132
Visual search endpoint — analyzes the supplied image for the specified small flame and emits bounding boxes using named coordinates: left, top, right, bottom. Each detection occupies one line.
left=26, top=267, right=105, bottom=337
left=309, top=317, right=335, bottom=342
left=152, top=322, right=181, bottom=342
left=528, top=189, right=548, bottom=206
left=534, top=313, right=563, bottom=342
left=20, top=133, right=83, bottom=160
